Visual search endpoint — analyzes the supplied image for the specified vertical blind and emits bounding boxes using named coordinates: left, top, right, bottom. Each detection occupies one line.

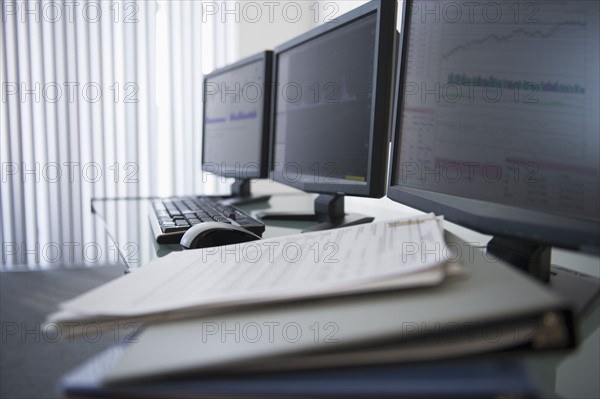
left=1, top=0, right=237, bottom=269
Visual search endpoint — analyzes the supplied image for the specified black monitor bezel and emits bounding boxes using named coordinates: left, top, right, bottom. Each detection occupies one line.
left=269, top=0, right=397, bottom=198
left=388, top=0, right=600, bottom=252
left=202, top=51, right=273, bottom=179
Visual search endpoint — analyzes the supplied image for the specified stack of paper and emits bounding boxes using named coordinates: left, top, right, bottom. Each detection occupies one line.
left=53, top=213, right=577, bottom=385
left=49, top=214, right=456, bottom=332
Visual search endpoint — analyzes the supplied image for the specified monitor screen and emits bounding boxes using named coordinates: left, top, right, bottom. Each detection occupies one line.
left=270, top=1, right=396, bottom=197
left=203, top=53, right=271, bottom=179
left=389, top=0, right=600, bottom=250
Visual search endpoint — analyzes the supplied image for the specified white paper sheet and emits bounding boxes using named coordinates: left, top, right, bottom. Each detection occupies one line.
left=57, top=215, right=449, bottom=319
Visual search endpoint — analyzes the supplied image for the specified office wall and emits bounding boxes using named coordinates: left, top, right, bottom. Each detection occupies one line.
left=235, top=1, right=370, bottom=59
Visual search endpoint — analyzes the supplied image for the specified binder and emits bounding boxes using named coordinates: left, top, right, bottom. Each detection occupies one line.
left=76, top=231, right=576, bottom=385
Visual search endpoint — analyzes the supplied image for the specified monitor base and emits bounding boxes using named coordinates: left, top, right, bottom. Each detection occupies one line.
left=487, top=236, right=551, bottom=282
left=302, top=214, right=374, bottom=233
left=218, top=179, right=270, bottom=206
left=257, top=194, right=375, bottom=232
left=487, top=236, right=600, bottom=314
left=549, top=265, right=600, bottom=315
left=257, top=212, right=321, bottom=222
left=219, top=195, right=271, bottom=207
left=257, top=211, right=374, bottom=233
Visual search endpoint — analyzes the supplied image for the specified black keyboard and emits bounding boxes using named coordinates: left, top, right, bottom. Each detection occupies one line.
left=149, top=196, right=265, bottom=244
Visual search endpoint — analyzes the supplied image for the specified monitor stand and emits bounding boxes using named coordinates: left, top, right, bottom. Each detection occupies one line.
left=219, top=179, right=271, bottom=207
left=257, top=194, right=374, bottom=233
left=488, top=236, right=600, bottom=314
left=487, top=236, right=552, bottom=282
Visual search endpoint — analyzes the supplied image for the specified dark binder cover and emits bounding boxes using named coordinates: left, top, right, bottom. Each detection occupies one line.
left=61, top=345, right=540, bottom=398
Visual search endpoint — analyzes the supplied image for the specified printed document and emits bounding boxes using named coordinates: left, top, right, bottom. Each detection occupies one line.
left=55, top=215, right=451, bottom=320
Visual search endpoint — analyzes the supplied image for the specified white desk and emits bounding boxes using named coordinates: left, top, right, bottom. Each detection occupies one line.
left=90, top=181, right=599, bottom=398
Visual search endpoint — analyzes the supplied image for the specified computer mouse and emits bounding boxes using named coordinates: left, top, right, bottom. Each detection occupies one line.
left=180, top=222, right=261, bottom=250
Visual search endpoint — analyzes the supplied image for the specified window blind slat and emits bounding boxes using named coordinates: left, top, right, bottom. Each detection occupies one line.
left=99, top=0, right=118, bottom=251
left=29, top=0, right=52, bottom=260
left=73, top=0, right=96, bottom=262
left=53, top=0, right=78, bottom=262
left=63, top=0, right=84, bottom=263
left=168, top=2, right=181, bottom=195
left=122, top=1, right=139, bottom=243
left=2, top=14, right=20, bottom=264
left=8, top=6, right=30, bottom=263
left=180, top=1, right=193, bottom=194
left=192, top=1, right=203, bottom=192
left=15, top=5, right=38, bottom=264
left=110, top=1, right=127, bottom=249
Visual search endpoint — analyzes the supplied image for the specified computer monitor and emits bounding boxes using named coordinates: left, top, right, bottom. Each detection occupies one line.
left=202, top=51, right=273, bottom=204
left=259, top=0, right=398, bottom=232
left=388, top=0, right=600, bottom=280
